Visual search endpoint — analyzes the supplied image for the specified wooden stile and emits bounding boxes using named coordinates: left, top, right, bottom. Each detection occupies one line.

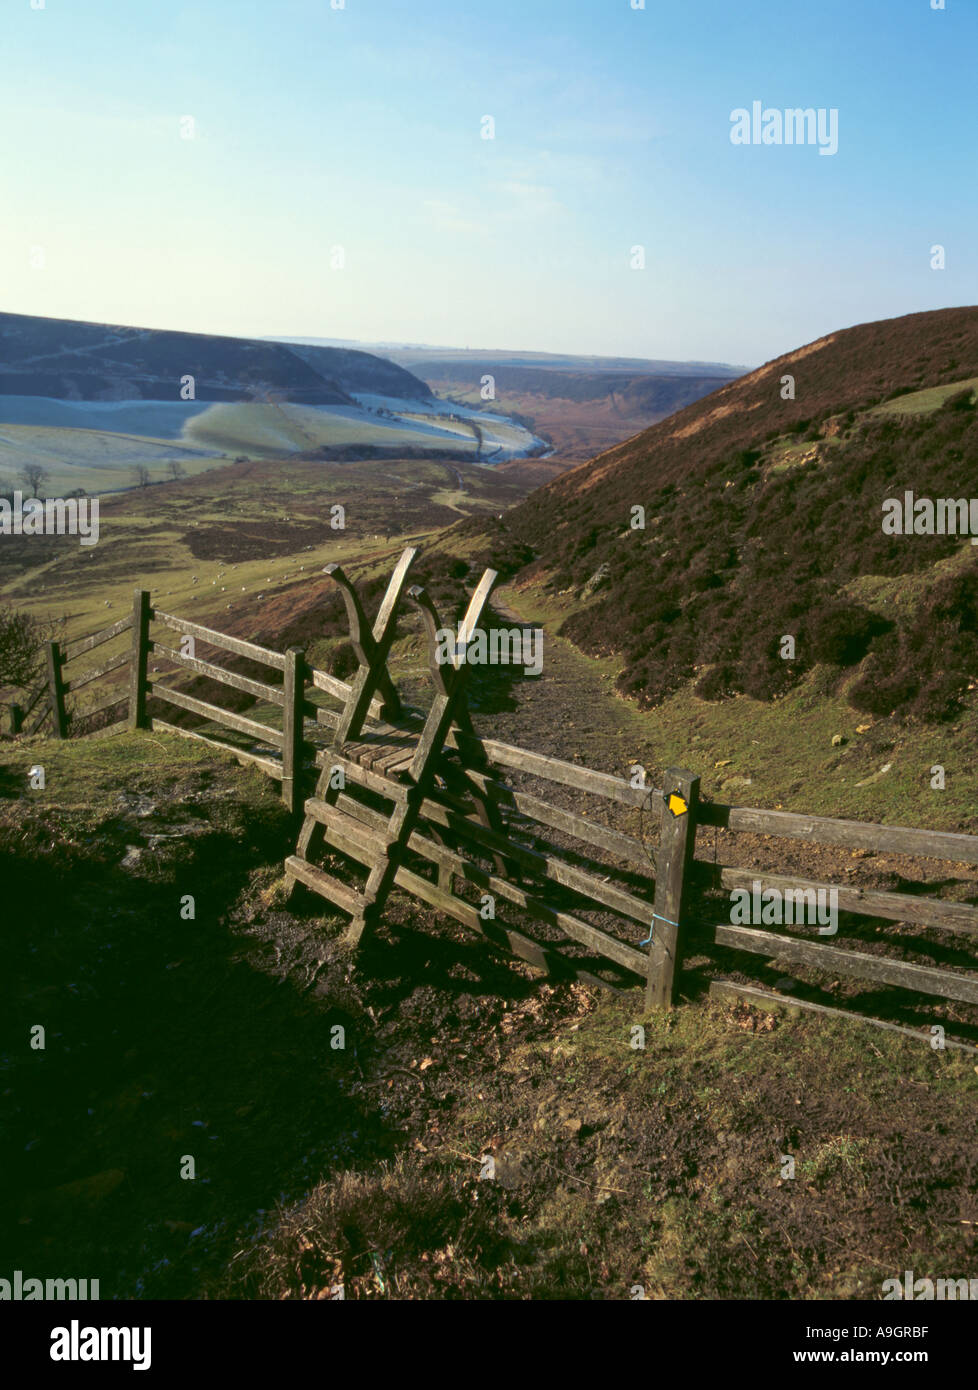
left=15, top=554, right=978, bottom=1039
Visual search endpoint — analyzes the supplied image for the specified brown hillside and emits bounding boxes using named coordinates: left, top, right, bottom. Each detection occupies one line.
left=493, top=306, right=978, bottom=722
left=521, top=306, right=978, bottom=512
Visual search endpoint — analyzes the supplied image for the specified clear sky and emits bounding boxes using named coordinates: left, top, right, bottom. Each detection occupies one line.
left=1, top=0, right=975, bottom=366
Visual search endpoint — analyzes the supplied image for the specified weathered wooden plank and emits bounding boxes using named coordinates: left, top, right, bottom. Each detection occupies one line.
left=447, top=730, right=651, bottom=807
left=417, top=840, right=647, bottom=975
left=306, top=794, right=648, bottom=975
left=646, top=771, right=700, bottom=1009
left=306, top=809, right=394, bottom=895
left=353, top=739, right=390, bottom=771
left=44, top=641, right=68, bottom=740
left=315, top=749, right=409, bottom=801
left=64, top=649, right=129, bottom=692
left=147, top=681, right=284, bottom=747
left=22, top=681, right=48, bottom=719
left=408, top=583, right=515, bottom=881
left=308, top=666, right=386, bottom=720
left=698, top=801, right=978, bottom=866
left=285, top=855, right=365, bottom=916
left=150, top=718, right=281, bottom=776
left=152, top=609, right=286, bottom=672
left=398, top=862, right=621, bottom=991
left=418, top=797, right=652, bottom=923
left=709, top=980, right=978, bottom=1055
left=63, top=613, right=133, bottom=661
left=338, top=829, right=620, bottom=990
left=712, top=864, right=978, bottom=938
left=715, top=923, right=978, bottom=1005
left=330, top=548, right=416, bottom=739
left=337, top=569, right=498, bottom=949
left=281, top=647, right=306, bottom=814
left=83, top=689, right=129, bottom=719
left=376, top=742, right=417, bottom=774
left=342, top=740, right=375, bottom=768
left=383, top=748, right=417, bottom=775
left=27, top=702, right=50, bottom=735
left=82, top=717, right=130, bottom=742
left=486, top=780, right=653, bottom=871
left=357, top=737, right=417, bottom=772
left=150, top=640, right=284, bottom=705
left=128, top=590, right=151, bottom=731
left=301, top=700, right=341, bottom=729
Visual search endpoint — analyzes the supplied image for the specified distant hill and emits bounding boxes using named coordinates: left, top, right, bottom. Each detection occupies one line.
left=0, top=312, right=432, bottom=404
left=0, top=313, right=508, bottom=494
left=405, top=361, right=734, bottom=411
left=271, top=337, right=747, bottom=462
left=488, top=306, right=978, bottom=723
left=273, top=337, right=748, bottom=377
left=412, top=362, right=741, bottom=464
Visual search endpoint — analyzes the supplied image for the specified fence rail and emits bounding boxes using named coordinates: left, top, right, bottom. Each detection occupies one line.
left=690, top=788, right=978, bottom=1048
left=13, top=567, right=978, bottom=1048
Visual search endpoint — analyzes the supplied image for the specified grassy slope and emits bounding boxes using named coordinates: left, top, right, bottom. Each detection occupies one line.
left=0, top=454, right=535, bottom=723
left=488, top=550, right=978, bottom=834
left=4, top=731, right=977, bottom=1301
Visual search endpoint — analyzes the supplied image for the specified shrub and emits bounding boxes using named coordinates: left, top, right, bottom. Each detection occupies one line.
left=0, top=603, right=50, bottom=690
left=329, top=641, right=358, bottom=682
left=693, top=664, right=740, bottom=701
left=805, top=602, right=890, bottom=667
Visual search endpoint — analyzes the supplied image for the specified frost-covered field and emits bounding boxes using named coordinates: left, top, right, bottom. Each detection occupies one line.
left=0, top=392, right=544, bottom=494
left=0, top=396, right=213, bottom=437
left=355, top=393, right=545, bottom=459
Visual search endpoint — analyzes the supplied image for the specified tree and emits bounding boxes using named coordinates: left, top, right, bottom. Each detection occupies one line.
left=167, top=460, right=186, bottom=482
left=132, top=465, right=151, bottom=489
left=0, top=604, right=47, bottom=689
left=20, top=463, right=48, bottom=498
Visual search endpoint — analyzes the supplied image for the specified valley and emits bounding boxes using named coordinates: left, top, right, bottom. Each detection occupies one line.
left=5, top=305, right=978, bottom=1309
left=0, top=314, right=548, bottom=498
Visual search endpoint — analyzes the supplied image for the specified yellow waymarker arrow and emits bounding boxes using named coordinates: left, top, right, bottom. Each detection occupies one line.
left=666, top=792, right=688, bottom=817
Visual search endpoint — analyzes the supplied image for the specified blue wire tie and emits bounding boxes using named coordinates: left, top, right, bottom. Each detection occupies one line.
left=639, top=911, right=679, bottom=946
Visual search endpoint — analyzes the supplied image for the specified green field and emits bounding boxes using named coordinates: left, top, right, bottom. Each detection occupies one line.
left=0, top=453, right=534, bottom=699
left=870, top=377, right=978, bottom=417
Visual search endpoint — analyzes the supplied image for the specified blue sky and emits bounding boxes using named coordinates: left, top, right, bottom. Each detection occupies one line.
left=1, top=0, right=974, bottom=365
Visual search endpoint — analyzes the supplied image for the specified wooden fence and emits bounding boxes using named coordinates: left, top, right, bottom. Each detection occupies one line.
left=691, top=799, right=978, bottom=1048
left=12, top=562, right=978, bottom=1047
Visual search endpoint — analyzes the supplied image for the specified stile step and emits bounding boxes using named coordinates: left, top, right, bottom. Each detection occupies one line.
left=285, top=855, right=366, bottom=917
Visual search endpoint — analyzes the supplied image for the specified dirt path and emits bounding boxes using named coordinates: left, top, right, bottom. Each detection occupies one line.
left=486, top=585, right=653, bottom=778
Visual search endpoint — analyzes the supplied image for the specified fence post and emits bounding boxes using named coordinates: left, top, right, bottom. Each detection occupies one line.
left=281, top=646, right=305, bottom=814
left=45, top=642, right=68, bottom=739
left=645, top=768, right=699, bottom=1010
left=128, top=589, right=151, bottom=730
